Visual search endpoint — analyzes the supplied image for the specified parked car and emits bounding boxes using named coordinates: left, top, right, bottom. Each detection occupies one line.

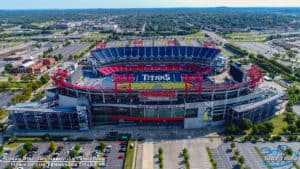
left=119, top=141, right=127, bottom=145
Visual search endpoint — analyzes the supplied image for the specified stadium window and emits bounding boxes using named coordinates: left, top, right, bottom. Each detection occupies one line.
left=185, top=108, right=198, bottom=118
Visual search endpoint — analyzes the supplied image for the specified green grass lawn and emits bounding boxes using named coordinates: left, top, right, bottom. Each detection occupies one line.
left=0, top=110, right=8, bottom=121
left=221, top=47, right=234, bottom=57
left=88, top=32, right=110, bottom=39
left=267, top=114, right=288, bottom=135
left=245, top=114, right=288, bottom=135
left=119, top=82, right=190, bottom=90
left=223, top=32, right=268, bottom=42
left=1, top=81, right=28, bottom=89
left=73, top=44, right=90, bottom=57
left=185, top=31, right=205, bottom=39
left=124, top=141, right=136, bottom=169
left=4, top=142, right=22, bottom=150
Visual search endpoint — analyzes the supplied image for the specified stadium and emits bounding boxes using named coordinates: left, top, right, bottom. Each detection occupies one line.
left=8, top=41, right=284, bottom=131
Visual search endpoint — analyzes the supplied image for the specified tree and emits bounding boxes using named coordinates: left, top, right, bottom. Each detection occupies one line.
left=33, top=165, right=43, bottom=169
left=21, top=74, right=36, bottom=82
left=100, top=142, right=106, bottom=152
left=17, top=149, right=27, bottom=158
left=158, top=147, right=163, bottom=154
left=69, top=149, right=78, bottom=158
left=50, top=141, right=57, bottom=153
left=252, top=121, right=274, bottom=135
left=263, top=122, right=274, bottom=134
left=284, top=147, right=293, bottom=156
left=287, top=124, right=297, bottom=134
left=23, top=142, right=33, bottom=152
left=74, top=143, right=81, bottom=151
left=0, top=145, right=3, bottom=154
left=224, top=123, right=242, bottom=135
left=4, top=166, right=13, bottom=169
left=4, top=64, right=13, bottom=72
left=0, top=82, right=11, bottom=92
left=58, top=54, right=64, bottom=60
left=61, top=166, right=71, bottom=169
left=239, top=118, right=253, bottom=130
left=286, top=50, right=296, bottom=58
left=40, top=74, right=50, bottom=85
left=0, top=109, right=8, bottom=118
left=273, top=53, right=281, bottom=58
left=296, top=119, right=300, bottom=128
left=230, top=143, right=235, bottom=149
left=285, top=112, right=296, bottom=123
left=238, top=156, right=245, bottom=165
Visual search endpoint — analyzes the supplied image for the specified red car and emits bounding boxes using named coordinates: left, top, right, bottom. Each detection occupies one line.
left=118, top=155, right=124, bottom=159
left=119, top=141, right=127, bottom=145
left=103, top=154, right=108, bottom=158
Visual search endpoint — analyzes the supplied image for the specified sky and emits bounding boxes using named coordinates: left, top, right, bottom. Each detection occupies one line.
left=1, top=0, right=300, bottom=9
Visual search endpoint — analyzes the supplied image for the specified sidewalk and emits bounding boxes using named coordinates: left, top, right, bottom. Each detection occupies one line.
left=142, top=141, right=153, bottom=169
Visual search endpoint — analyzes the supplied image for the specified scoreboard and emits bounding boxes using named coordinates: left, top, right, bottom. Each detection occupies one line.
left=134, top=72, right=182, bottom=82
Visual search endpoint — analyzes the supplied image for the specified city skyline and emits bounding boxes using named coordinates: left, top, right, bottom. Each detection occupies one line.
left=1, top=0, right=300, bottom=9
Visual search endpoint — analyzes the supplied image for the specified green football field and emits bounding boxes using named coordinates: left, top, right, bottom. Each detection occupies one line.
left=118, top=82, right=192, bottom=90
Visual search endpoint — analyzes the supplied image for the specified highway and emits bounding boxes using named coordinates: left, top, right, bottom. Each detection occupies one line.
left=53, top=42, right=90, bottom=61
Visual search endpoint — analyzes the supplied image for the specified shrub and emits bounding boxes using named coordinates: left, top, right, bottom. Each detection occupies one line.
left=158, top=155, right=163, bottom=163
left=230, top=143, right=235, bottom=149
left=184, top=153, right=189, bottom=162
left=234, top=149, right=239, bottom=156
left=159, top=163, right=163, bottom=169
left=50, top=141, right=57, bottom=153
left=158, top=147, right=163, bottom=154
left=100, top=142, right=106, bottom=152
left=284, top=147, right=293, bottom=156
left=74, top=143, right=81, bottom=151
left=238, top=156, right=245, bottom=164
left=23, top=142, right=33, bottom=152
left=17, top=149, right=27, bottom=158
left=69, top=149, right=78, bottom=158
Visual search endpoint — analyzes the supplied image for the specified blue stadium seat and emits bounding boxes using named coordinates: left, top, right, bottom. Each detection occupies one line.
left=159, top=47, right=166, bottom=56
left=179, top=47, right=186, bottom=56
left=172, top=47, right=179, bottom=57
left=146, top=47, right=152, bottom=57
left=187, top=47, right=193, bottom=56
left=131, top=47, right=138, bottom=57
left=118, top=48, right=125, bottom=57
left=110, top=48, right=118, bottom=57
left=91, top=47, right=221, bottom=64
left=193, top=47, right=200, bottom=57
left=153, top=47, right=158, bottom=56
left=138, top=47, right=145, bottom=57
left=166, top=47, right=172, bottom=56
left=125, top=47, right=131, bottom=57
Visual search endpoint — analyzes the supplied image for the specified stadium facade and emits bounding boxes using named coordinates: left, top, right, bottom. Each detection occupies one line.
left=8, top=44, right=284, bottom=131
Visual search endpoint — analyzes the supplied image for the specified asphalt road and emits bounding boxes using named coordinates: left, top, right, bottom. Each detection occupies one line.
left=53, top=42, right=90, bottom=61
left=0, top=92, right=16, bottom=109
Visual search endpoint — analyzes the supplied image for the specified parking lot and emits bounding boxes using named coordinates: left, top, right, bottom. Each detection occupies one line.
left=0, top=141, right=126, bottom=169
left=152, top=137, right=222, bottom=169
left=236, top=142, right=300, bottom=169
